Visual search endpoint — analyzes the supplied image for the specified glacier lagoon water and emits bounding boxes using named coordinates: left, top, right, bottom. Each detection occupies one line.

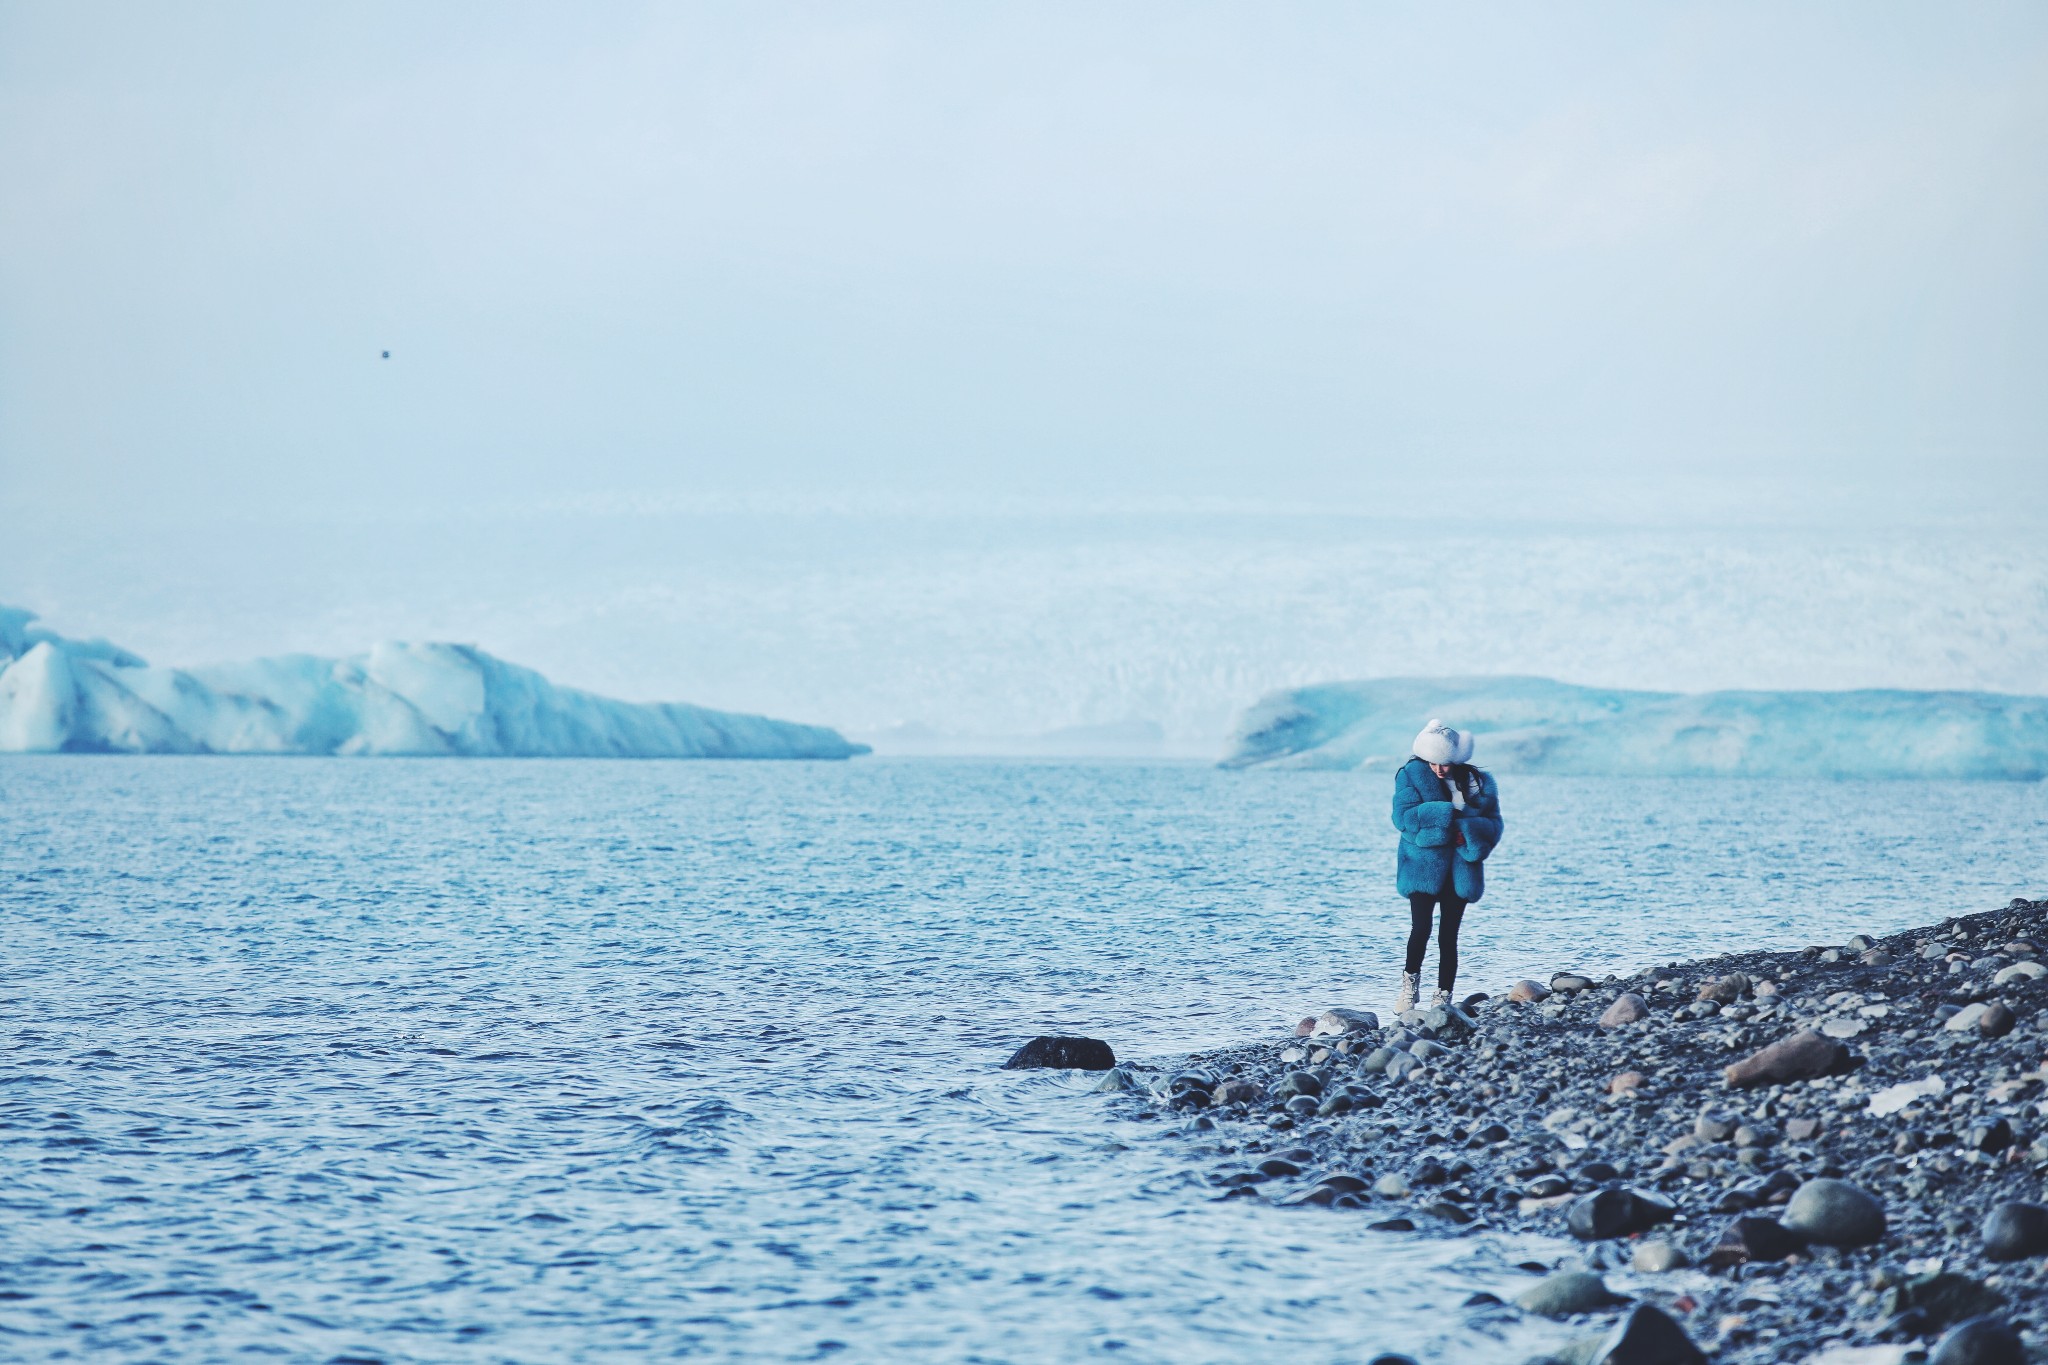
left=3, top=757, right=2044, bottom=1364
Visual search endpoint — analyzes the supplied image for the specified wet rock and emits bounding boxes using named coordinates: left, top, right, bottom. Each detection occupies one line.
left=1598, top=994, right=1650, bottom=1028
left=1630, top=1240, right=1688, bottom=1272
left=1410, top=1038, right=1452, bottom=1061
left=1294, top=1016, right=1316, bottom=1036
left=1091, top=1065, right=1145, bottom=1092
left=1859, top=948, right=1895, bottom=967
left=1312, top=1007, right=1379, bottom=1036
left=1366, top=1355, right=1421, bottom=1365
left=1367, top=1216, right=1414, bottom=1231
left=1508, top=980, right=1552, bottom=1003
left=1977, top=1002, right=2016, bottom=1038
left=1785, top=1116, right=1823, bottom=1140
left=1004, top=1036, right=1116, bottom=1070
left=1929, top=1315, right=2025, bottom=1365
left=1845, top=933, right=1875, bottom=953
left=1211, top=1078, right=1264, bottom=1105
left=1567, top=1187, right=1674, bottom=1241
left=1273, top=1070, right=1323, bottom=1099
left=1373, top=1172, right=1411, bottom=1198
left=1993, top=960, right=2046, bottom=984
left=1588, top=1303, right=1706, bottom=1365
left=1782, top=1177, right=1886, bottom=1245
left=1257, top=1156, right=1304, bottom=1177
left=1981, top=1201, right=2048, bottom=1260
left=1284, top=1094, right=1319, bottom=1116
left=1723, top=1029, right=1850, bottom=1087
left=1705, top=1215, right=1804, bottom=1266
left=1551, top=973, right=1594, bottom=993
left=1361, top=1046, right=1396, bottom=1073
left=1514, top=1269, right=1619, bottom=1317
left=1525, top=1174, right=1571, bottom=1198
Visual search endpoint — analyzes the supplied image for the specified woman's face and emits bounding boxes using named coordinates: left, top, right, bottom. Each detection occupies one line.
left=1428, top=762, right=1452, bottom=779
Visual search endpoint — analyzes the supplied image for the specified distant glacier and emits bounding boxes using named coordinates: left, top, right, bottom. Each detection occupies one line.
left=0, top=606, right=868, bottom=759
left=1223, top=676, right=2048, bottom=779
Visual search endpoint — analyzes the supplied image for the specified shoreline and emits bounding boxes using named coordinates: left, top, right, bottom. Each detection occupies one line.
left=1112, top=895, right=2048, bottom=1364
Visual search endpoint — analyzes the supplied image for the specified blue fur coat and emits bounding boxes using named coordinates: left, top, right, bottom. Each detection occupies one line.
left=1391, top=757, right=1504, bottom=900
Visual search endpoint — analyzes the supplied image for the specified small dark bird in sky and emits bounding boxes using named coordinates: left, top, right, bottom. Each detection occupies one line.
left=381, top=350, right=390, bottom=359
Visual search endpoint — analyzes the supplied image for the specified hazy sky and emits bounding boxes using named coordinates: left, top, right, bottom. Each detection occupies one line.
left=3, top=5, right=2045, bottom=745
left=5, top=2, right=2045, bottom=515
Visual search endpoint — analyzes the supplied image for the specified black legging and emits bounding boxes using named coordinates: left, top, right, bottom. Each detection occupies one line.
left=1405, top=892, right=1467, bottom=992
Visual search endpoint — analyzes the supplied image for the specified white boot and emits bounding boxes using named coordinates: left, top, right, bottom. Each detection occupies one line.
left=1394, top=971, right=1419, bottom=1013
left=1430, top=987, right=1453, bottom=1009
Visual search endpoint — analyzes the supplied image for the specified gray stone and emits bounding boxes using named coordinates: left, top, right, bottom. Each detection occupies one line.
left=1993, top=961, right=2046, bottom=984
left=1361, top=1046, right=1396, bottom=1073
left=1845, top=933, right=1875, bottom=953
left=1598, top=994, right=1650, bottom=1028
left=1508, top=979, right=1552, bottom=1003
left=1411, top=1038, right=1452, bottom=1061
left=1978, top=1002, right=2016, bottom=1038
left=1513, top=1269, right=1618, bottom=1317
left=1782, top=1177, right=1886, bottom=1246
left=1373, top=1172, right=1411, bottom=1198
left=1551, top=972, right=1595, bottom=993
left=1981, top=1202, right=2048, bottom=1261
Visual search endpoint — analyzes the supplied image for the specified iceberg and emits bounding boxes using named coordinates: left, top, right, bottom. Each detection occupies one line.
left=0, top=606, right=868, bottom=759
left=1222, top=676, right=2048, bottom=779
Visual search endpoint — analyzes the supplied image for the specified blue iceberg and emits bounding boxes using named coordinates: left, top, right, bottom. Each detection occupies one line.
left=1223, top=676, right=2048, bottom=779
left=0, top=606, right=867, bottom=759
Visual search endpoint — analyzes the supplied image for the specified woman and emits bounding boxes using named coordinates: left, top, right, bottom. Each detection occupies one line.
left=1390, top=719, right=1503, bottom=1012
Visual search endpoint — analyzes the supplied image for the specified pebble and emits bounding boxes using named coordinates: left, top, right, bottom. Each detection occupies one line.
left=1630, top=1239, right=1688, bottom=1272
left=1513, top=1269, right=1617, bottom=1317
left=1373, top=1172, right=1411, bottom=1198
left=1598, top=994, right=1650, bottom=1028
left=1695, top=1112, right=1738, bottom=1141
left=1845, top=934, right=1875, bottom=953
left=1980, top=1201, right=2048, bottom=1261
left=1723, top=1030, right=1849, bottom=1087
left=1608, top=1070, right=1648, bottom=1094
left=1551, top=972, right=1594, bottom=993
left=1929, top=1316, right=2026, bottom=1365
left=1781, top=1178, right=1886, bottom=1246
left=1821, top=1017, right=1867, bottom=1038
left=1993, top=960, right=2045, bottom=984
left=1977, top=1002, right=2016, bottom=1038
left=1508, top=979, right=1551, bottom=1003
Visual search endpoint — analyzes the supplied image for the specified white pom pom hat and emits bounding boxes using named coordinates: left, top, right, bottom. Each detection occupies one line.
left=1412, top=719, right=1475, bottom=765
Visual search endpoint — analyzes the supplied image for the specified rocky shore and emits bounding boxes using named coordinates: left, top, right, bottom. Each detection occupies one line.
left=1111, top=896, right=2048, bottom=1364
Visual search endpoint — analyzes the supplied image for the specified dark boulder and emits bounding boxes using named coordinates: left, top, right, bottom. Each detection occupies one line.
left=1003, top=1036, right=1116, bottom=1070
